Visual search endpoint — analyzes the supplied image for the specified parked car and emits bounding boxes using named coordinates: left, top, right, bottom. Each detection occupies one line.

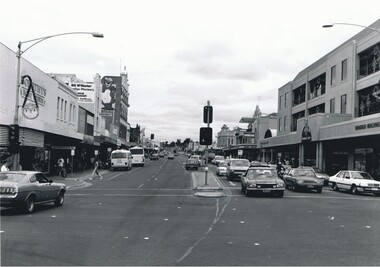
left=216, top=161, right=228, bottom=176
left=303, top=166, right=330, bottom=186
left=226, top=158, right=250, bottom=181
left=149, top=153, right=159, bottom=160
left=185, top=159, right=199, bottom=170
left=283, top=167, right=323, bottom=193
left=241, top=164, right=285, bottom=197
left=168, top=153, right=175, bottom=160
left=0, top=171, right=66, bottom=213
left=329, top=170, right=380, bottom=196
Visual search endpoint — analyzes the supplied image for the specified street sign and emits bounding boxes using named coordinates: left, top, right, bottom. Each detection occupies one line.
left=203, top=106, right=213, bottom=124
left=200, top=127, right=212, bottom=145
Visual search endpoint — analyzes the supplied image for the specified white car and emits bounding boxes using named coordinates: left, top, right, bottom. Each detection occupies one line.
left=329, top=170, right=380, bottom=196
left=216, top=161, right=228, bottom=176
left=190, top=155, right=203, bottom=166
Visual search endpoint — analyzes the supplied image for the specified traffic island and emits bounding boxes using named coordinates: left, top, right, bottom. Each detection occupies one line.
left=192, top=171, right=226, bottom=198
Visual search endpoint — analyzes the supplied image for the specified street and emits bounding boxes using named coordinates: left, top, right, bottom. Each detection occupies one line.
left=2, top=155, right=380, bottom=266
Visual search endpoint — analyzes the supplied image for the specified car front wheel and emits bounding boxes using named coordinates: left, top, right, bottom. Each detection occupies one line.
left=54, top=192, right=65, bottom=207
left=351, top=185, right=358, bottom=195
left=332, top=183, right=339, bottom=191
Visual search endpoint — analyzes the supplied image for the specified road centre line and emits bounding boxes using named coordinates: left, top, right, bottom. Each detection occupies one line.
left=138, top=184, right=144, bottom=189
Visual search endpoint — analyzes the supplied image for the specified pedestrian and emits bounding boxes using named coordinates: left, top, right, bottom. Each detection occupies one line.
left=91, top=158, right=102, bottom=180
left=57, top=157, right=65, bottom=176
left=1, top=161, right=11, bottom=172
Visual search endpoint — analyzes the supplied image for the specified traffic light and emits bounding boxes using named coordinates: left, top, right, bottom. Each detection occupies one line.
left=203, top=106, right=213, bottom=124
left=151, top=134, right=154, bottom=140
left=199, top=127, right=212, bottom=145
left=8, top=124, right=19, bottom=145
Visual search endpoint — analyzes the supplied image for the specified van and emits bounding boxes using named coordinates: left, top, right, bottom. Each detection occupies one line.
left=110, top=149, right=132, bottom=171
left=130, top=146, right=145, bottom=167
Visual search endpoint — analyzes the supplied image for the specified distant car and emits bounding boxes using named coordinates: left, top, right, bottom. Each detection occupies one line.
left=283, top=168, right=323, bottom=193
left=168, top=153, right=175, bottom=159
left=0, top=171, right=66, bottom=213
left=149, top=153, right=159, bottom=160
left=185, top=159, right=199, bottom=170
left=226, top=158, right=250, bottom=181
left=329, top=170, right=380, bottom=196
left=212, top=155, right=225, bottom=165
left=241, top=165, right=285, bottom=197
left=159, top=152, right=165, bottom=158
left=216, top=161, right=228, bottom=176
left=190, top=155, right=203, bottom=166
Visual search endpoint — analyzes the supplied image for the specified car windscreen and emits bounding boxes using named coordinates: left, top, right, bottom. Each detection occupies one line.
left=130, top=149, right=144, bottom=155
left=231, top=160, right=250, bottom=167
left=352, top=172, right=373, bottom=180
left=246, top=169, right=277, bottom=179
left=218, top=162, right=228, bottom=167
left=0, top=173, right=26, bottom=182
left=111, top=152, right=127, bottom=159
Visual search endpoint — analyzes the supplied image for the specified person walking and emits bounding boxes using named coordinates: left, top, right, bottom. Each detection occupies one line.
left=91, top=158, right=102, bottom=180
left=57, top=157, right=65, bottom=177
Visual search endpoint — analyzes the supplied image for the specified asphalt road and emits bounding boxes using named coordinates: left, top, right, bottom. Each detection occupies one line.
left=1, top=155, right=380, bottom=266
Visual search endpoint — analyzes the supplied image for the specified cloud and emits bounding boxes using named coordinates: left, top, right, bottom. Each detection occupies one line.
left=175, top=43, right=267, bottom=81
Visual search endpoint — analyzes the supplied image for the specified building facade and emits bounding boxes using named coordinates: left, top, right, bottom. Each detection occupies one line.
left=258, top=19, right=380, bottom=179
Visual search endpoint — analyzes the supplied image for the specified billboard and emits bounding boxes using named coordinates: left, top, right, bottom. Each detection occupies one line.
left=100, top=76, right=122, bottom=135
left=71, top=82, right=95, bottom=103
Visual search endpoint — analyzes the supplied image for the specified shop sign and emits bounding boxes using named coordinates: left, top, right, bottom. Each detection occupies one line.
left=301, top=120, right=312, bottom=142
left=355, top=121, right=380, bottom=131
left=52, top=146, right=76, bottom=150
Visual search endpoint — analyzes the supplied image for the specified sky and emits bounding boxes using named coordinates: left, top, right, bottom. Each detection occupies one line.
left=1, top=0, right=380, bottom=143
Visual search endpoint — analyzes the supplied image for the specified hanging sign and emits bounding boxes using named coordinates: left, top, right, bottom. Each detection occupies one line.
left=21, top=75, right=39, bottom=119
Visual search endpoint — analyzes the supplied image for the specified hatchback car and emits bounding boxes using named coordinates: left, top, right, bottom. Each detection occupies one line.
left=0, top=171, right=66, bottom=213
left=329, top=170, right=380, bottom=196
left=241, top=165, right=285, bottom=197
left=168, top=153, right=175, bottom=159
left=226, top=158, right=250, bottom=181
left=283, top=168, right=323, bottom=193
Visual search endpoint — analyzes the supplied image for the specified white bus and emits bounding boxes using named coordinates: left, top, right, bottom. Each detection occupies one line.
left=130, top=146, right=145, bottom=167
left=110, top=149, right=132, bottom=171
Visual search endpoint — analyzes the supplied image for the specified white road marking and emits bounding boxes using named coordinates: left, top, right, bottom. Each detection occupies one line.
left=138, top=184, right=144, bottom=189
left=229, top=181, right=236, bottom=186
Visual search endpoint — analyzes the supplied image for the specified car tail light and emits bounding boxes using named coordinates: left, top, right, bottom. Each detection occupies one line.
left=0, top=187, right=17, bottom=195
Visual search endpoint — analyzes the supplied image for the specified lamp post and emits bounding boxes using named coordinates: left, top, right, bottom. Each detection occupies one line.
left=322, top=22, right=380, bottom=34
left=13, top=32, right=104, bottom=170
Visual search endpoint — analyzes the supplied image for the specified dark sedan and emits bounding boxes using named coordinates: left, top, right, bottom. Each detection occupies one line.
left=241, top=165, right=285, bottom=197
left=283, top=168, right=323, bottom=193
left=0, top=171, right=66, bottom=213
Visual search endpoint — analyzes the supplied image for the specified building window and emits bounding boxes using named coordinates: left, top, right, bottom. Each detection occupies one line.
left=358, top=43, right=380, bottom=79
left=341, top=94, right=347, bottom=114
left=284, top=92, right=288, bottom=107
left=358, top=84, right=380, bottom=117
left=341, top=59, right=348, bottom=81
left=279, top=95, right=283, bottom=109
left=293, top=84, right=306, bottom=106
left=64, top=101, right=67, bottom=122
left=309, top=73, right=326, bottom=100
left=330, top=98, right=335, bottom=113
left=308, top=103, right=325, bottom=115
left=331, top=65, right=336, bottom=85
left=279, top=118, right=282, bottom=132
left=57, top=97, right=60, bottom=119
left=292, top=110, right=305, bottom=132
left=284, top=115, right=287, bottom=131
left=60, top=99, right=64, bottom=120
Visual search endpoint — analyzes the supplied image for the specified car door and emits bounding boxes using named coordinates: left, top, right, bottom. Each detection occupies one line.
left=36, top=173, right=56, bottom=201
left=340, top=171, right=351, bottom=190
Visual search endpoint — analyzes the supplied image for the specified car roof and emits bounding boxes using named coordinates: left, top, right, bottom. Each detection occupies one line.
left=1, top=171, right=40, bottom=175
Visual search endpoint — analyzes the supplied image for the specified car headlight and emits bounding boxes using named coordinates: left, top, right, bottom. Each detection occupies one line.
left=276, top=183, right=285, bottom=188
left=248, top=183, right=256, bottom=188
left=297, top=180, right=304, bottom=184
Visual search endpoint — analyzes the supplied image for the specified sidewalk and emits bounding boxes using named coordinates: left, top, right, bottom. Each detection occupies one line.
left=192, top=168, right=226, bottom=198
left=49, top=169, right=108, bottom=190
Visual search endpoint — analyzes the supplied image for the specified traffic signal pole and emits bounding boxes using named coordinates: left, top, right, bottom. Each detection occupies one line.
left=205, top=100, right=210, bottom=186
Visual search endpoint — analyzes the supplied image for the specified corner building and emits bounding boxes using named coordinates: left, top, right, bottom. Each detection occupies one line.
left=259, top=19, right=380, bottom=180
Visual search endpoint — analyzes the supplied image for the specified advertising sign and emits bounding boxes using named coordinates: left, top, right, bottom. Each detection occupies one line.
left=71, top=82, right=95, bottom=103
left=101, top=76, right=122, bottom=136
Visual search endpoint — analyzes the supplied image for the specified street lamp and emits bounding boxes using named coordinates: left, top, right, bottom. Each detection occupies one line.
left=322, top=22, right=380, bottom=34
left=12, top=31, right=104, bottom=170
